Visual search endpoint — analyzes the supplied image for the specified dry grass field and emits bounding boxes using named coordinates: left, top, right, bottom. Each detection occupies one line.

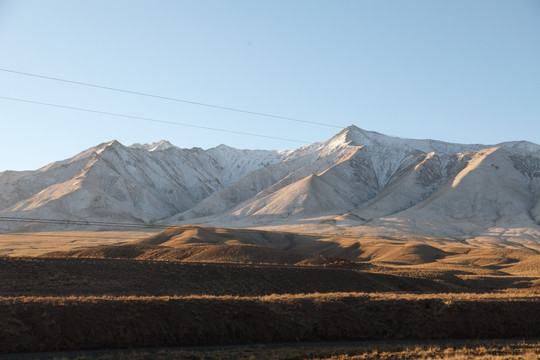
left=0, top=225, right=539, bottom=356
left=32, top=225, right=540, bottom=277
left=0, top=230, right=157, bottom=257
left=1, top=293, right=539, bottom=353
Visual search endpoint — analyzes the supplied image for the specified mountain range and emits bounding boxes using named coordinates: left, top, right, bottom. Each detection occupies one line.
left=1, top=126, right=539, bottom=249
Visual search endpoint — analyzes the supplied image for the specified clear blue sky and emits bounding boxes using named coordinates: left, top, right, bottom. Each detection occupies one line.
left=1, top=0, right=539, bottom=171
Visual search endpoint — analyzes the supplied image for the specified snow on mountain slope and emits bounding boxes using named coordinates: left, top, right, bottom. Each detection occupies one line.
left=350, top=151, right=450, bottom=219
left=173, top=133, right=362, bottom=221
left=226, top=146, right=402, bottom=219
left=232, top=173, right=358, bottom=217
left=0, top=140, right=285, bottom=231
left=343, top=147, right=540, bottom=247
left=394, top=147, right=533, bottom=223
left=181, top=126, right=540, bottom=244
left=499, top=141, right=540, bottom=155
left=176, top=125, right=438, bottom=221
left=2, top=125, right=540, bottom=245
left=205, top=144, right=291, bottom=187
left=185, top=126, right=482, bottom=223
left=130, top=140, right=176, bottom=151
left=340, top=125, right=486, bottom=155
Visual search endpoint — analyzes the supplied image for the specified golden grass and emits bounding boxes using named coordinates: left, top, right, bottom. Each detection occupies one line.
left=1, top=290, right=538, bottom=305
left=18, top=225, right=539, bottom=282
left=0, top=230, right=157, bottom=257
left=314, top=342, right=540, bottom=360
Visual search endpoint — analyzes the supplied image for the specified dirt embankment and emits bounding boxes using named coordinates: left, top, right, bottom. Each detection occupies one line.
left=1, top=295, right=539, bottom=353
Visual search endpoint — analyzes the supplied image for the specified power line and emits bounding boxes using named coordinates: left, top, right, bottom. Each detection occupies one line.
left=0, top=67, right=343, bottom=129
left=0, top=96, right=311, bottom=144
left=0, top=233, right=148, bottom=240
left=0, top=216, right=167, bottom=229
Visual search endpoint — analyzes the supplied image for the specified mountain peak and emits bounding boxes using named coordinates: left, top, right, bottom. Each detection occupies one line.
left=106, top=139, right=122, bottom=147
left=344, top=125, right=388, bottom=143
left=95, top=140, right=125, bottom=154
left=211, top=144, right=236, bottom=151
left=130, top=140, right=176, bottom=152
left=328, top=126, right=489, bottom=155
left=327, top=125, right=393, bottom=148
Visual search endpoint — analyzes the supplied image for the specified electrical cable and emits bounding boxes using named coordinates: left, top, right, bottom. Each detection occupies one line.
left=0, top=216, right=167, bottom=229
left=0, top=96, right=312, bottom=144
left=0, top=67, right=343, bottom=129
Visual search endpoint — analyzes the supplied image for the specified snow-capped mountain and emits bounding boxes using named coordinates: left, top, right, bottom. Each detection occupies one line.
left=1, top=125, right=539, bottom=247
left=0, top=140, right=286, bottom=231
left=175, top=126, right=540, bottom=247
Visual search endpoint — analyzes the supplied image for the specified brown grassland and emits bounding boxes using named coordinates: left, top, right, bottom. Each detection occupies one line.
left=0, top=230, right=155, bottom=257
left=0, top=225, right=539, bottom=357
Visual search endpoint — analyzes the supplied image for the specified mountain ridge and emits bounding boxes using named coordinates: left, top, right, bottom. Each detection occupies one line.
left=1, top=126, right=539, bottom=248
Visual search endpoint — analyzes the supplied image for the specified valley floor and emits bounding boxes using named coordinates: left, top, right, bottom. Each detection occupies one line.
left=0, top=226, right=539, bottom=356
left=0, top=230, right=157, bottom=257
